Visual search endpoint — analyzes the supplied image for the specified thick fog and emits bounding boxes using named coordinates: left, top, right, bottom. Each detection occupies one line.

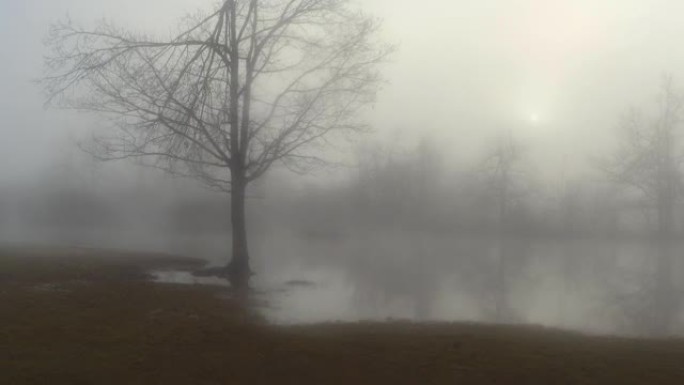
left=5, top=0, right=684, bottom=336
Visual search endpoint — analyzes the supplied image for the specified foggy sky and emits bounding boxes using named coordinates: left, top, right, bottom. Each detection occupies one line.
left=3, top=0, right=684, bottom=187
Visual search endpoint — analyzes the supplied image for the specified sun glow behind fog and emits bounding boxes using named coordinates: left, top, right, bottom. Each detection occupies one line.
left=529, top=113, right=540, bottom=124
left=360, top=0, right=614, bottom=161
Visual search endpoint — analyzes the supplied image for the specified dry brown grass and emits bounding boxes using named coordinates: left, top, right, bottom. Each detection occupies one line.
left=3, top=247, right=684, bottom=384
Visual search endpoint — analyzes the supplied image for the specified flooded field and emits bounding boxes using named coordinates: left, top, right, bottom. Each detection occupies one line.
left=130, top=229, right=684, bottom=336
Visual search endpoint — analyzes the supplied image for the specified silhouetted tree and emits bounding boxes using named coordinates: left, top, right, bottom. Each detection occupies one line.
left=43, top=0, right=391, bottom=289
left=603, top=77, right=684, bottom=335
left=479, top=133, right=532, bottom=322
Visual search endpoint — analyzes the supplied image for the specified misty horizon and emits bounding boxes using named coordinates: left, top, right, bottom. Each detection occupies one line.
left=4, top=0, right=684, bottom=339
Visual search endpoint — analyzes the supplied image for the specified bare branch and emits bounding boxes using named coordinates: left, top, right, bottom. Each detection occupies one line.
left=43, top=0, right=391, bottom=191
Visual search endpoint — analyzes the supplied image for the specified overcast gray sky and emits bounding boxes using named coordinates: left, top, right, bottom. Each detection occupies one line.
left=3, top=0, right=684, bottom=187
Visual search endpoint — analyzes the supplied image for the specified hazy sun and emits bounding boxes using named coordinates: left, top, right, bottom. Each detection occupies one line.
left=528, top=113, right=540, bottom=124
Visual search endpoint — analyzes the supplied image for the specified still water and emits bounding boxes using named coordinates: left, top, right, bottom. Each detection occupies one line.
left=3, top=221, right=682, bottom=335
left=150, top=230, right=683, bottom=336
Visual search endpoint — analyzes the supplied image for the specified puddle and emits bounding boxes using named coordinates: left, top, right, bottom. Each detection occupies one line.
left=31, top=282, right=73, bottom=294
left=148, top=245, right=625, bottom=335
left=151, top=270, right=230, bottom=287
left=150, top=267, right=424, bottom=325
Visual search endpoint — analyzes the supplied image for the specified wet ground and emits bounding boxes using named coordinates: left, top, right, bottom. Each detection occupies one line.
left=4, top=229, right=679, bottom=335
left=5, top=246, right=684, bottom=384
left=152, top=269, right=384, bottom=324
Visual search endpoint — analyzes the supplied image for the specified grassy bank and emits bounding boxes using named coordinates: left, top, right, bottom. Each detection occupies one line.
left=3, top=247, right=684, bottom=384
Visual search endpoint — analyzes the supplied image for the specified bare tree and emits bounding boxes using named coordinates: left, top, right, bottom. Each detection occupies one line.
left=43, top=0, right=392, bottom=289
left=603, top=76, right=684, bottom=335
left=478, top=133, right=532, bottom=323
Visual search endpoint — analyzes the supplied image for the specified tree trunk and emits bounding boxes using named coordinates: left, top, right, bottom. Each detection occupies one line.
left=226, top=0, right=250, bottom=292
left=227, top=177, right=251, bottom=291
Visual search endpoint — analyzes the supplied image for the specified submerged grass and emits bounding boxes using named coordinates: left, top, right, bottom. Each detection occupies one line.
left=3, top=247, right=684, bottom=384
